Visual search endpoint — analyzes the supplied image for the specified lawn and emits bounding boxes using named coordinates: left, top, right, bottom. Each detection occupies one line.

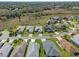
left=12, top=39, right=23, bottom=48
left=22, top=28, right=28, bottom=37
left=48, top=38, right=72, bottom=57
left=37, top=15, right=52, bottom=26
left=61, top=35, right=73, bottom=43
left=35, top=39, right=46, bottom=57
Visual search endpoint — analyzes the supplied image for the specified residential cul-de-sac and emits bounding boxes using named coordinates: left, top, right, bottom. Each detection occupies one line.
left=0, top=15, right=79, bottom=57
left=1, top=2, right=79, bottom=57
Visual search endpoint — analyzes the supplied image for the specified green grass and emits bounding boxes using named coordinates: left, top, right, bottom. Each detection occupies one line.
left=35, top=39, right=46, bottom=57
left=12, top=39, right=23, bottom=48
left=33, top=32, right=38, bottom=36
left=24, top=39, right=31, bottom=57
left=37, top=15, right=52, bottom=26
left=22, top=27, right=29, bottom=37
left=48, top=38, right=72, bottom=57
left=61, top=35, right=72, bottom=43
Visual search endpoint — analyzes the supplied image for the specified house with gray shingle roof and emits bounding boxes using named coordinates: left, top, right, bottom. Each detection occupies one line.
left=71, top=34, right=79, bottom=47
left=10, top=41, right=26, bottom=57
left=17, top=26, right=25, bottom=34
left=0, top=43, right=13, bottom=57
left=26, top=42, right=40, bottom=57
left=43, top=40, right=60, bottom=57
left=44, top=24, right=55, bottom=32
left=27, top=26, right=34, bottom=33
left=0, top=43, right=3, bottom=49
left=35, top=26, right=42, bottom=33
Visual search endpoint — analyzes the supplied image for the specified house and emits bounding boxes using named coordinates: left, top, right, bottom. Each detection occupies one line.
left=26, top=42, right=40, bottom=57
left=71, top=34, right=79, bottom=47
left=67, top=16, right=74, bottom=20
left=0, top=43, right=13, bottom=57
left=44, top=24, right=55, bottom=32
left=52, top=16, right=59, bottom=20
left=35, top=26, right=42, bottom=33
left=52, top=16, right=60, bottom=23
left=17, top=26, right=25, bottom=34
left=60, top=39, right=77, bottom=53
left=47, top=19, right=52, bottom=25
left=10, top=41, right=26, bottom=57
left=43, top=40, right=60, bottom=57
left=27, top=26, right=34, bottom=33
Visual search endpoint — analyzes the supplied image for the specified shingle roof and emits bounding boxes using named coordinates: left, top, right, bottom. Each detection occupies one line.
left=26, top=42, right=40, bottom=57
left=0, top=43, right=13, bottom=57
left=43, top=40, right=60, bottom=57
left=17, top=26, right=25, bottom=34
left=60, top=39, right=76, bottom=53
left=35, top=26, right=42, bottom=33
left=10, top=41, right=26, bottom=57
left=0, top=43, right=3, bottom=48
left=71, top=34, right=79, bottom=47
left=27, top=26, right=34, bottom=33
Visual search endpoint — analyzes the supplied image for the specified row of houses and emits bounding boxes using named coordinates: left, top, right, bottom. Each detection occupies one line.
left=27, top=26, right=42, bottom=33
left=0, top=38, right=61, bottom=57
left=16, top=26, right=43, bottom=34
left=45, top=16, right=63, bottom=33
left=26, top=40, right=60, bottom=57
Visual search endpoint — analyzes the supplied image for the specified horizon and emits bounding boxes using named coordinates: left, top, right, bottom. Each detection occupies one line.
left=0, top=0, right=79, bottom=2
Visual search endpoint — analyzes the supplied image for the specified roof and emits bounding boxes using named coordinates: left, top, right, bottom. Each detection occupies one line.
left=71, top=34, right=79, bottom=46
left=52, top=16, right=59, bottom=20
left=27, top=26, right=34, bottom=33
left=43, top=40, right=60, bottom=57
left=17, top=26, right=25, bottom=34
left=0, top=43, right=13, bottom=57
left=60, top=39, right=76, bottom=53
left=44, top=24, right=54, bottom=32
left=26, top=42, right=40, bottom=57
left=0, top=43, right=3, bottom=48
left=67, top=16, right=74, bottom=20
left=10, top=41, right=26, bottom=57
left=17, top=26, right=25, bottom=30
left=35, top=26, right=42, bottom=33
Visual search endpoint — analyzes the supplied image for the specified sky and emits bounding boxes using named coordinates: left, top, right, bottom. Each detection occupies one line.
left=0, top=0, right=79, bottom=2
